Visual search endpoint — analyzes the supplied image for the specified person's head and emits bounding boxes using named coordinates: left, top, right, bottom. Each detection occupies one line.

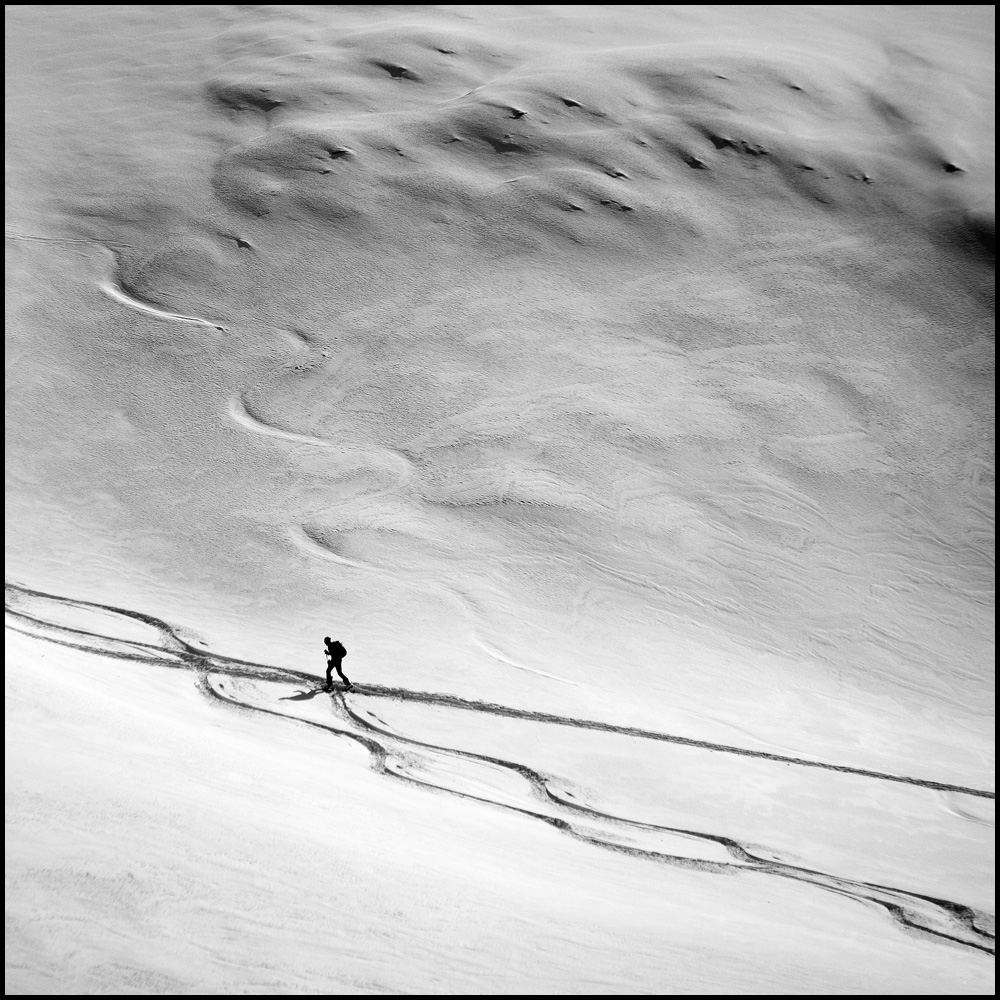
left=324, top=636, right=332, bottom=645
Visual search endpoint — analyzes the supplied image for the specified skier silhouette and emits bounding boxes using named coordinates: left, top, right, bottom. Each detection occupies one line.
left=323, top=637, right=352, bottom=692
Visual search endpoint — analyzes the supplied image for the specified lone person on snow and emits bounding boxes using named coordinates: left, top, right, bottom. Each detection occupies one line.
left=323, top=636, right=352, bottom=692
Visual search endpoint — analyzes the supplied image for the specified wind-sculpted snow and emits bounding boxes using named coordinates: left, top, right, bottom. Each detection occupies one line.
left=6, top=581, right=994, bottom=956
left=99, top=278, right=227, bottom=332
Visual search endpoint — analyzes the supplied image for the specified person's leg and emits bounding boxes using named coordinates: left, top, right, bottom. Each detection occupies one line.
left=335, top=662, right=352, bottom=688
left=325, top=662, right=334, bottom=690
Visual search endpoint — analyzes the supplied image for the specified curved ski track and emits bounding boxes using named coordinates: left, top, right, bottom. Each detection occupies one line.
left=5, top=581, right=995, bottom=956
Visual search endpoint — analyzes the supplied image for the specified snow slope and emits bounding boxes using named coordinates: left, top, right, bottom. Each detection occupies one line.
left=5, top=4, right=995, bottom=994
left=5, top=585, right=994, bottom=992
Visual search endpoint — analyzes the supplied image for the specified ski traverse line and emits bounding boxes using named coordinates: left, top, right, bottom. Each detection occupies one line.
left=4, top=581, right=994, bottom=800
left=6, top=582, right=995, bottom=953
left=205, top=673, right=994, bottom=955
left=347, top=684, right=995, bottom=799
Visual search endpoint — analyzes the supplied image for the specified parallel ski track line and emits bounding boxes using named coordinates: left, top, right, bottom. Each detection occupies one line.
left=6, top=581, right=994, bottom=955
left=343, top=684, right=996, bottom=799
left=5, top=582, right=993, bottom=799
left=208, top=673, right=994, bottom=955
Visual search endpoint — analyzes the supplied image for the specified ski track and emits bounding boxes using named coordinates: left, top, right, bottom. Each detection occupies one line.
left=4, top=581, right=995, bottom=956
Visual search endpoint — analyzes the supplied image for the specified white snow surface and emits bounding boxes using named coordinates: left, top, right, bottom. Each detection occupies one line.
left=5, top=4, right=995, bottom=994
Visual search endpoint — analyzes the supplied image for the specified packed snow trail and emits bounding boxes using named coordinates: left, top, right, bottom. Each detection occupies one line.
left=7, top=582, right=992, bottom=797
left=5, top=581, right=995, bottom=955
